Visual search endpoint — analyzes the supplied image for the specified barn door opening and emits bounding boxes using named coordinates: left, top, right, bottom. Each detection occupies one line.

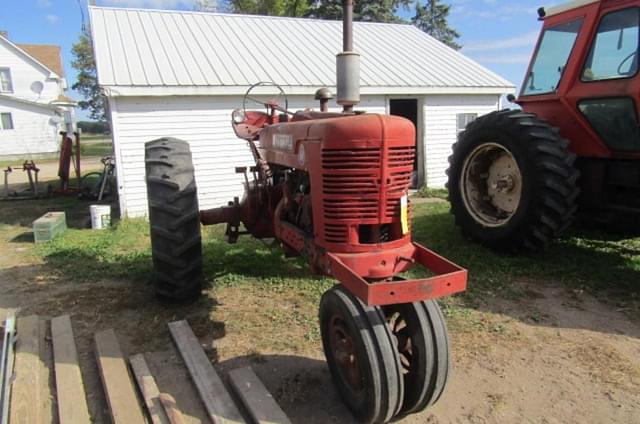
left=389, top=98, right=422, bottom=188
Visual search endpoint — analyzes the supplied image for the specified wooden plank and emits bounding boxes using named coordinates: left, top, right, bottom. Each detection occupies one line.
left=51, top=315, right=91, bottom=424
left=159, top=393, right=186, bottom=424
left=1, top=315, right=16, bottom=424
left=228, top=367, right=292, bottom=424
left=9, top=315, right=52, bottom=424
left=129, top=353, right=169, bottom=424
left=94, top=329, right=146, bottom=424
left=168, top=320, right=245, bottom=424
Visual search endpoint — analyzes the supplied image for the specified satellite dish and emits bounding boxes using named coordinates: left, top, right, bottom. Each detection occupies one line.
left=31, top=81, right=44, bottom=95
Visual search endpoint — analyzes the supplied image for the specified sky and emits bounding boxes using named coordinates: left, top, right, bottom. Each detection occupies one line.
left=0, top=0, right=555, bottom=120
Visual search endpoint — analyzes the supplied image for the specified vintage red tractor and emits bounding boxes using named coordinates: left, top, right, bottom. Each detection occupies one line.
left=144, top=1, right=466, bottom=422
left=448, top=0, right=640, bottom=251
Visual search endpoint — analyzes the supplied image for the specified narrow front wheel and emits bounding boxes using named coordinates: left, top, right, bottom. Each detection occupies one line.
left=319, top=285, right=404, bottom=424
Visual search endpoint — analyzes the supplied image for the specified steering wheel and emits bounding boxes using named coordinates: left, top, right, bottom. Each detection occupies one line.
left=617, top=51, right=638, bottom=76
left=242, top=81, right=289, bottom=115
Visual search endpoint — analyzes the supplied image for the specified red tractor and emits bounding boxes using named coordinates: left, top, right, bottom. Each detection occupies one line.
left=448, top=0, right=640, bottom=251
left=144, top=1, right=466, bottom=422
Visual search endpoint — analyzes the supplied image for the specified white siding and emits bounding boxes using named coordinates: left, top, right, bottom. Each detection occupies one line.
left=111, top=95, right=388, bottom=217
left=0, top=98, right=59, bottom=157
left=0, top=39, right=61, bottom=102
left=422, top=94, right=500, bottom=188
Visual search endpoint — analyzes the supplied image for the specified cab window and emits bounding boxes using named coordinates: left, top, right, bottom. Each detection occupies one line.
left=582, top=7, right=640, bottom=81
left=579, top=98, right=640, bottom=151
left=522, top=19, right=583, bottom=96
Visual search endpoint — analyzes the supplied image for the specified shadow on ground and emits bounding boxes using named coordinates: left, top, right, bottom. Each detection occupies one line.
left=0, top=194, right=119, bottom=229
left=412, top=206, right=640, bottom=336
left=217, top=354, right=356, bottom=424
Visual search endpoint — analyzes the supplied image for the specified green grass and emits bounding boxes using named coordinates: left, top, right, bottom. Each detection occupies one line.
left=5, top=197, right=638, bottom=312
left=411, top=202, right=640, bottom=304
left=80, top=141, right=113, bottom=157
left=415, top=186, right=448, bottom=199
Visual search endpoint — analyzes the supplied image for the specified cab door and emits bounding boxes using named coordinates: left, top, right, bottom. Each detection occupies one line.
left=566, top=5, right=640, bottom=158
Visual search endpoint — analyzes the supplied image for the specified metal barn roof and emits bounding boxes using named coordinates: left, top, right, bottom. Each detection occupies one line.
left=89, top=6, right=514, bottom=97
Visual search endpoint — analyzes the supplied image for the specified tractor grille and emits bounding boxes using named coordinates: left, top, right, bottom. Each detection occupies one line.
left=322, top=148, right=381, bottom=243
left=387, top=146, right=415, bottom=218
left=321, top=146, right=415, bottom=243
left=388, top=146, right=415, bottom=167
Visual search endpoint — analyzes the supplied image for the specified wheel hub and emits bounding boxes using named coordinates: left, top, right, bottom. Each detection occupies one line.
left=329, top=316, right=363, bottom=393
left=460, top=142, right=523, bottom=227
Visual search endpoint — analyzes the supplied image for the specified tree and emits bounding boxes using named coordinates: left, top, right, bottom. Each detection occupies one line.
left=307, top=0, right=411, bottom=22
left=412, top=0, right=461, bottom=50
left=71, top=31, right=107, bottom=122
left=194, top=0, right=219, bottom=12
left=226, top=0, right=308, bottom=16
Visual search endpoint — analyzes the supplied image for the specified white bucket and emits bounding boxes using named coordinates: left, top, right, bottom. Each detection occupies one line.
left=90, top=204, right=111, bottom=229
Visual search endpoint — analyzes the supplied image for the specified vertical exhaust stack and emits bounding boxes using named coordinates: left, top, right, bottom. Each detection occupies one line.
left=337, top=0, right=360, bottom=113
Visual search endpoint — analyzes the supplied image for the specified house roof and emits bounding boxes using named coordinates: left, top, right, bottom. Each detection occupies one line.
left=0, top=34, right=62, bottom=79
left=16, top=44, right=65, bottom=77
left=89, top=6, right=514, bottom=97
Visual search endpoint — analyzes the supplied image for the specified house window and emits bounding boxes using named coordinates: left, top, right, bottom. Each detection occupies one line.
left=1, top=113, right=14, bottom=130
left=457, top=113, right=477, bottom=133
left=0, top=68, right=13, bottom=92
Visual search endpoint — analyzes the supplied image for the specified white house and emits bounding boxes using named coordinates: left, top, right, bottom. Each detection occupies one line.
left=89, top=6, right=515, bottom=218
left=0, top=33, right=76, bottom=160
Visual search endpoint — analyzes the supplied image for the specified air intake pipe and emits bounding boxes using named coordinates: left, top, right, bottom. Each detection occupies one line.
left=337, top=0, right=360, bottom=113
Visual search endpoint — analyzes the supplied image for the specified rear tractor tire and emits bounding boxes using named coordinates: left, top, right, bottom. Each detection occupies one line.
left=145, top=137, right=202, bottom=301
left=447, top=110, right=580, bottom=251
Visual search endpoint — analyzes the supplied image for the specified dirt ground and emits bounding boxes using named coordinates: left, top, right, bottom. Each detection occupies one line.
left=0, top=205, right=639, bottom=423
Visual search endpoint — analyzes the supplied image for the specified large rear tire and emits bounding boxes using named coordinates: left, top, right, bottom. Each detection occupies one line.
left=319, top=285, right=404, bottom=424
left=145, top=137, right=202, bottom=301
left=447, top=110, right=579, bottom=251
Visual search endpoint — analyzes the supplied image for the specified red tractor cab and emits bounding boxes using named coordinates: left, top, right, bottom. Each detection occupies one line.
left=448, top=0, right=640, bottom=251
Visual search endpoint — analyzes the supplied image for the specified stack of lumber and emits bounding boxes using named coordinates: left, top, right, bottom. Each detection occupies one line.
left=0, top=315, right=291, bottom=424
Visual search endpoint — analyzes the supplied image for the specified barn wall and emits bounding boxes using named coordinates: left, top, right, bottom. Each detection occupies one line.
left=110, top=94, right=387, bottom=217
left=0, top=98, right=59, bottom=158
left=422, top=94, right=500, bottom=188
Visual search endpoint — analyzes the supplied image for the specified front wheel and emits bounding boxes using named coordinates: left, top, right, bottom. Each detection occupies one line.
left=320, top=286, right=404, bottom=424
left=145, top=137, right=202, bottom=301
left=447, top=110, right=579, bottom=251
left=383, top=300, right=450, bottom=416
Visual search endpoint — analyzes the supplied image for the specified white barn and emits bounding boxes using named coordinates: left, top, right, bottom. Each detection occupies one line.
left=0, top=33, right=76, bottom=160
left=89, top=6, right=515, bottom=218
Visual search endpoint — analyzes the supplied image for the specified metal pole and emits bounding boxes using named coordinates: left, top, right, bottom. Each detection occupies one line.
left=343, top=0, right=353, bottom=52
left=336, top=0, right=360, bottom=113
left=3, top=169, right=9, bottom=198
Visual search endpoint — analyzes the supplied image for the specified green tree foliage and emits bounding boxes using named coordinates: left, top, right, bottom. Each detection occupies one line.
left=194, top=0, right=219, bottom=12
left=412, top=0, right=461, bottom=50
left=226, top=0, right=308, bottom=16
left=71, top=31, right=107, bottom=122
left=306, top=0, right=411, bottom=22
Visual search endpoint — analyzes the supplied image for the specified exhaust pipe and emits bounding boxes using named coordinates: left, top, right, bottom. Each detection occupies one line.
left=336, top=0, right=360, bottom=113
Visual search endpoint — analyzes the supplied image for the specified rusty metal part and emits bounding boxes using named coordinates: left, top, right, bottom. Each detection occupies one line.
left=328, top=314, right=363, bottom=393
left=2, top=160, right=41, bottom=199
left=200, top=203, right=240, bottom=226
left=315, top=88, right=333, bottom=112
